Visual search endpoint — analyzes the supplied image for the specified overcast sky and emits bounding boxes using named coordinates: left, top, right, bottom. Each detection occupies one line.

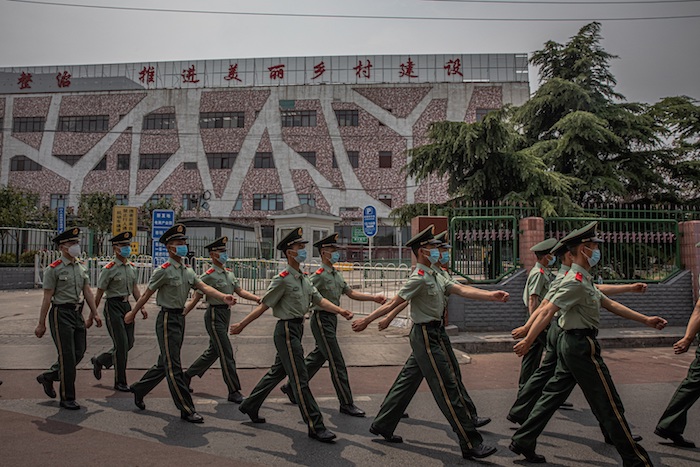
left=0, top=0, right=698, bottom=103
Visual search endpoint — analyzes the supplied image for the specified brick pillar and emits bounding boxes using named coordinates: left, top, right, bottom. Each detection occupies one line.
left=679, top=221, right=700, bottom=301
left=519, top=217, right=544, bottom=272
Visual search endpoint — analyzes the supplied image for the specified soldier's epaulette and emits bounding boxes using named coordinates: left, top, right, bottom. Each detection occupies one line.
left=315, top=267, right=324, bottom=275
left=575, top=272, right=583, bottom=282
left=205, top=268, right=215, bottom=275
left=279, top=270, right=289, bottom=277
left=539, top=268, right=545, bottom=274
left=226, top=267, right=232, bottom=272
left=105, top=261, right=115, bottom=269
left=161, top=262, right=171, bottom=269
left=49, top=259, right=62, bottom=268
left=417, top=269, right=425, bottom=276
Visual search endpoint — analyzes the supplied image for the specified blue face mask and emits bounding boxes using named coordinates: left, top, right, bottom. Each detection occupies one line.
left=440, top=251, right=450, bottom=265
left=426, top=248, right=440, bottom=264
left=587, top=248, right=601, bottom=267
left=547, top=255, right=556, bottom=267
left=295, top=248, right=307, bottom=263
left=330, top=251, right=340, bottom=263
left=174, top=245, right=188, bottom=257
left=218, top=253, right=228, bottom=264
left=119, top=246, right=131, bottom=257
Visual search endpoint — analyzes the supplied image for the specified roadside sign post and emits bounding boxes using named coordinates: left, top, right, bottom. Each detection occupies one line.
left=362, top=206, right=377, bottom=266
left=151, top=209, right=175, bottom=268
left=57, top=207, right=65, bottom=234
left=112, top=206, right=139, bottom=254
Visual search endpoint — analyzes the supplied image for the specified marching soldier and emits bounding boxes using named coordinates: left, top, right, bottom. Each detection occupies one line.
left=279, top=233, right=386, bottom=417
left=519, top=238, right=558, bottom=389
left=35, top=227, right=102, bottom=410
left=183, top=236, right=262, bottom=404
left=511, top=222, right=666, bottom=465
left=230, top=227, right=354, bottom=443
left=352, top=225, right=508, bottom=461
left=654, top=241, right=700, bottom=449
left=90, top=231, right=142, bottom=392
left=124, top=224, right=235, bottom=423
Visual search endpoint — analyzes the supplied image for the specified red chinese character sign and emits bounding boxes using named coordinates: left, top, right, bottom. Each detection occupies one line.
left=139, top=66, right=155, bottom=84
left=181, top=65, right=200, bottom=83
left=444, top=58, right=464, bottom=78
left=353, top=60, right=372, bottom=79
left=224, top=64, right=242, bottom=82
left=56, top=71, right=71, bottom=88
left=268, top=64, right=285, bottom=80
left=18, top=72, right=32, bottom=90
left=311, top=61, right=326, bottom=80
left=399, top=57, right=418, bottom=78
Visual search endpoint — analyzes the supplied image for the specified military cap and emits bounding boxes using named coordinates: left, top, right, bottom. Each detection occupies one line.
left=314, top=233, right=340, bottom=249
left=205, top=236, right=228, bottom=251
left=530, top=238, right=558, bottom=253
left=277, top=227, right=308, bottom=251
left=561, top=221, right=604, bottom=247
left=434, top=231, right=451, bottom=248
left=110, top=231, right=133, bottom=245
left=550, top=241, right=569, bottom=258
left=405, top=225, right=441, bottom=249
left=53, top=227, right=81, bottom=245
left=159, top=223, right=187, bottom=245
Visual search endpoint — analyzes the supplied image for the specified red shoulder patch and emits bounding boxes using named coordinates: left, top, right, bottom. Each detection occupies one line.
left=315, top=267, right=324, bottom=275
left=539, top=268, right=545, bottom=274
left=279, top=270, right=289, bottom=277
left=418, top=269, right=425, bottom=276
left=129, top=262, right=136, bottom=267
left=105, top=261, right=115, bottom=269
left=205, top=268, right=215, bottom=275
left=225, top=267, right=232, bottom=272
left=161, top=262, right=171, bottom=269
left=575, top=272, right=583, bottom=282
left=49, top=259, right=62, bottom=268
left=564, top=271, right=569, bottom=276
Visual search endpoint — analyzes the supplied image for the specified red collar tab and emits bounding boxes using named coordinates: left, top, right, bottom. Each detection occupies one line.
left=161, top=262, right=171, bottom=269
left=205, top=268, right=215, bottom=275
left=539, top=268, right=545, bottom=274
left=418, top=269, right=425, bottom=276
left=280, top=270, right=289, bottom=277
left=575, top=272, right=583, bottom=282
left=105, top=261, right=115, bottom=269
left=49, top=259, right=62, bottom=268
left=315, top=267, right=324, bottom=275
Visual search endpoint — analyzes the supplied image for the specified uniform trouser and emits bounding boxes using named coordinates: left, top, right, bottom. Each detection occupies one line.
left=372, top=323, right=483, bottom=453
left=43, top=305, right=86, bottom=402
left=95, top=300, right=134, bottom=386
left=509, top=321, right=563, bottom=423
left=518, top=327, right=547, bottom=389
left=239, top=319, right=326, bottom=434
left=512, top=333, right=653, bottom=467
left=130, top=309, right=196, bottom=415
left=185, top=305, right=241, bottom=394
left=656, top=343, right=700, bottom=435
left=301, top=310, right=353, bottom=405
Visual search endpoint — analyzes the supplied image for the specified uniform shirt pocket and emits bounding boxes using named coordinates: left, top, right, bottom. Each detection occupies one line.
left=426, top=283, right=437, bottom=296
left=58, top=275, right=69, bottom=281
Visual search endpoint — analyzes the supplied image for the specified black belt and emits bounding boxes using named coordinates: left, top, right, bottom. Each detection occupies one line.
left=418, top=320, right=443, bottom=329
left=107, top=296, right=129, bottom=303
left=54, top=303, right=80, bottom=311
left=284, top=317, right=304, bottom=324
left=162, top=307, right=184, bottom=314
left=565, top=328, right=598, bottom=337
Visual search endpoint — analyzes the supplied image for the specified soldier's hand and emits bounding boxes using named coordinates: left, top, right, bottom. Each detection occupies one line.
left=341, top=309, right=354, bottom=320
left=85, top=315, right=94, bottom=329
left=374, top=294, right=387, bottom=304
left=124, top=311, right=135, bottom=324
left=377, top=317, right=392, bottom=331
left=646, top=316, right=667, bottom=330
left=673, top=337, right=693, bottom=354
left=514, top=338, right=531, bottom=357
left=93, top=314, right=102, bottom=328
left=229, top=322, right=244, bottom=335
left=492, top=290, right=509, bottom=302
left=511, top=326, right=528, bottom=340
left=352, top=318, right=369, bottom=332
left=140, top=309, right=148, bottom=320
left=632, top=283, right=648, bottom=294
left=35, top=323, right=46, bottom=338
left=224, top=294, right=237, bottom=306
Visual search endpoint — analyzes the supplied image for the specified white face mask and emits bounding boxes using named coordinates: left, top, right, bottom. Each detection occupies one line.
left=67, top=244, right=81, bottom=258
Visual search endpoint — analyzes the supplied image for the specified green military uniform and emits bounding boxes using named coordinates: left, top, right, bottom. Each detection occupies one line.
left=131, top=225, right=201, bottom=417
left=512, top=224, right=653, bottom=467
left=186, top=236, right=243, bottom=400
left=39, top=228, right=89, bottom=404
left=372, top=226, right=485, bottom=457
left=93, top=231, right=138, bottom=388
left=519, top=238, right=557, bottom=389
left=239, top=228, right=330, bottom=436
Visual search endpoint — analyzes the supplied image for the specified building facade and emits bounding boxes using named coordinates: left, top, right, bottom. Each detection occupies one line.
left=0, top=54, right=529, bottom=245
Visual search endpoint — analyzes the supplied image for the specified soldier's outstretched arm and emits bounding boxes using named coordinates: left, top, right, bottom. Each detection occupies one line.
left=451, top=283, right=509, bottom=302
left=596, top=282, right=647, bottom=296
left=94, top=288, right=105, bottom=309
left=229, top=303, right=269, bottom=335
left=184, top=291, right=204, bottom=316
left=235, top=287, right=262, bottom=304
left=317, top=298, right=353, bottom=320
left=601, top=297, right=667, bottom=329
left=377, top=300, right=410, bottom=330
left=196, top=282, right=236, bottom=306
left=125, top=288, right=155, bottom=323
left=352, top=296, right=405, bottom=332
left=514, top=301, right=560, bottom=357
left=35, top=289, right=54, bottom=338
left=674, top=298, right=700, bottom=354
left=83, top=285, right=102, bottom=328
left=346, top=289, right=386, bottom=304
left=512, top=299, right=551, bottom=339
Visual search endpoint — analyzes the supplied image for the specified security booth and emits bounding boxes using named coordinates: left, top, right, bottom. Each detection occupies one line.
left=268, top=205, right=341, bottom=261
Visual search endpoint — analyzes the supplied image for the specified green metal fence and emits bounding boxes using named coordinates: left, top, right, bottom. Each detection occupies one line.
left=544, top=217, right=681, bottom=283
left=450, top=216, right=519, bottom=283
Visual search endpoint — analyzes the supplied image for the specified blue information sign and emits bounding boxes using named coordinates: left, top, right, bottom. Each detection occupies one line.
left=57, top=207, right=65, bottom=234
left=151, top=209, right=175, bottom=267
left=363, top=205, right=377, bottom=238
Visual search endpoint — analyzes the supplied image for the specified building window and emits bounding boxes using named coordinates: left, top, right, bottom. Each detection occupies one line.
left=55, top=155, right=82, bottom=166
left=206, top=152, right=236, bottom=169
left=93, top=156, right=107, bottom=171
left=143, top=113, right=176, bottom=130
left=332, top=153, right=338, bottom=168
left=50, top=194, right=67, bottom=210
left=335, top=109, right=359, bottom=127
left=254, top=152, right=275, bottom=168
left=117, top=154, right=130, bottom=170
left=199, top=112, right=244, bottom=128
left=347, top=151, right=359, bottom=169
left=476, top=108, right=498, bottom=122
left=299, top=193, right=316, bottom=207
left=281, top=110, right=316, bottom=127
left=13, top=117, right=45, bottom=133
left=139, top=154, right=171, bottom=169
left=339, top=207, right=360, bottom=214
left=182, top=194, right=199, bottom=210
left=183, top=162, right=198, bottom=170
left=379, top=151, right=392, bottom=168
left=115, top=194, right=129, bottom=205
left=10, top=155, right=42, bottom=171
left=233, top=194, right=243, bottom=211
left=58, top=115, right=109, bottom=132
left=299, top=151, right=316, bottom=166
left=253, top=193, right=283, bottom=211
left=148, top=194, right=172, bottom=205
left=379, top=194, right=393, bottom=208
